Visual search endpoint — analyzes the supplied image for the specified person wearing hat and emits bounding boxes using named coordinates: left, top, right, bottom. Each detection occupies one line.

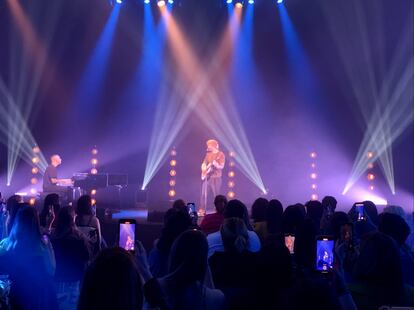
left=200, top=139, right=225, bottom=215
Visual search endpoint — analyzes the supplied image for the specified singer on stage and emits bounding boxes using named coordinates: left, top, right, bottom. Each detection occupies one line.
left=200, top=139, right=225, bottom=214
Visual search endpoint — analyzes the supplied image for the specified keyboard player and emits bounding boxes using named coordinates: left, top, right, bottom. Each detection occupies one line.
left=43, top=154, right=73, bottom=195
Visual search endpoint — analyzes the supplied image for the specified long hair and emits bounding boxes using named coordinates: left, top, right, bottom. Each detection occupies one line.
left=267, top=199, right=283, bottom=234
left=40, top=193, right=60, bottom=227
left=77, top=247, right=143, bottom=310
left=251, top=198, right=269, bottom=222
left=53, top=206, right=81, bottom=239
left=167, top=229, right=208, bottom=288
left=220, top=217, right=249, bottom=253
left=76, top=195, right=93, bottom=216
left=6, top=205, right=43, bottom=252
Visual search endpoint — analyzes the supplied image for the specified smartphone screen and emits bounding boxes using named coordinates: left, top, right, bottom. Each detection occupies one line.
left=355, top=203, right=365, bottom=221
left=285, top=235, right=295, bottom=254
left=119, top=220, right=136, bottom=252
left=316, top=237, right=334, bottom=272
left=187, top=203, right=196, bottom=215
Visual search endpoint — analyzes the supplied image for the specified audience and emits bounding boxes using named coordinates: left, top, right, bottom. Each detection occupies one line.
left=0, top=205, right=58, bottom=310
left=158, top=229, right=225, bottom=310
left=251, top=197, right=269, bottom=242
left=75, top=195, right=102, bottom=256
left=77, top=247, right=143, bottom=310
left=207, top=199, right=261, bottom=257
left=148, top=208, right=192, bottom=278
left=0, top=191, right=412, bottom=309
left=200, top=195, right=227, bottom=235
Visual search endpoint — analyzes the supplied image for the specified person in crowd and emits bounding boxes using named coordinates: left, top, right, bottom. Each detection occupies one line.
left=5, top=194, right=23, bottom=235
left=0, top=205, right=58, bottom=309
left=320, top=196, right=338, bottom=233
left=158, top=229, right=225, bottom=310
left=52, top=206, right=91, bottom=280
left=207, top=199, right=261, bottom=257
left=378, top=212, right=414, bottom=286
left=361, top=200, right=379, bottom=226
left=349, top=231, right=414, bottom=308
left=209, top=217, right=258, bottom=309
left=282, top=203, right=306, bottom=235
left=383, top=205, right=414, bottom=250
left=172, top=199, right=187, bottom=212
left=39, top=193, right=61, bottom=233
left=251, top=197, right=269, bottom=242
left=305, top=199, right=323, bottom=233
left=148, top=208, right=192, bottom=277
left=200, top=195, right=227, bottom=235
left=77, top=247, right=144, bottom=310
left=266, top=199, right=283, bottom=237
left=75, top=195, right=101, bottom=256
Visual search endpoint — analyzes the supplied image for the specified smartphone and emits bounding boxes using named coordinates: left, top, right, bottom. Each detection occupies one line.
left=284, top=234, right=295, bottom=254
left=118, top=219, right=136, bottom=252
left=316, top=236, right=334, bottom=272
left=355, top=203, right=365, bottom=221
left=187, top=203, right=196, bottom=217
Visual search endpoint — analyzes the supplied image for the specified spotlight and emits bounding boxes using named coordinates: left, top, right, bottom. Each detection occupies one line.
left=29, top=198, right=36, bottom=206
left=367, top=151, right=374, bottom=159
left=248, top=0, right=254, bottom=3
left=311, top=194, right=318, bottom=201
left=228, top=171, right=235, bottom=178
left=367, top=173, right=375, bottom=181
left=311, top=184, right=317, bottom=190
left=91, top=158, right=98, bottom=165
left=169, top=179, right=176, bottom=187
left=170, top=149, right=177, bottom=156
left=169, top=170, right=177, bottom=177
left=310, top=152, right=317, bottom=159
left=277, top=0, right=283, bottom=3
left=227, top=191, right=235, bottom=199
left=32, top=157, right=39, bottom=164
left=6, top=183, right=10, bottom=187
left=115, top=0, right=123, bottom=3
left=157, top=0, right=165, bottom=7
left=91, top=199, right=97, bottom=205
left=91, top=189, right=97, bottom=196
left=228, top=181, right=235, bottom=188
left=229, top=151, right=236, bottom=157
left=168, top=189, right=176, bottom=198
left=91, top=168, right=98, bottom=175
left=229, top=161, right=235, bottom=167
left=144, top=0, right=150, bottom=3
left=30, top=188, right=37, bottom=195
left=168, top=0, right=174, bottom=3
left=226, top=0, right=232, bottom=3
left=32, top=146, right=40, bottom=154
left=310, top=173, right=317, bottom=179
left=235, top=1, right=243, bottom=8
left=369, top=185, right=375, bottom=191
left=367, top=163, right=374, bottom=169
left=311, top=163, right=316, bottom=169
left=170, top=160, right=177, bottom=167
left=91, top=148, right=98, bottom=155
left=30, top=178, right=38, bottom=185
left=31, top=167, right=39, bottom=174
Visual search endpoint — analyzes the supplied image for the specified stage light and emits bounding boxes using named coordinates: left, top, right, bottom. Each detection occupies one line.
left=91, top=168, right=98, bottom=175
left=228, top=171, right=235, bottom=178
left=228, top=181, right=235, bottom=188
left=310, top=172, right=317, bottom=179
left=91, top=158, right=98, bottom=165
left=168, top=189, right=176, bottom=198
left=91, top=148, right=98, bottom=155
left=168, top=0, right=174, bottom=3
left=169, top=169, right=176, bottom=177
left=32, top=146, right=40, bottom=154
left=30, top=188, right=37, bottom=195
left=235, top=1, right=243, bottom=8
left=6, top=183, right=10, bottom=187
left=91, top=199, right=97, bottom=205
left=91, top=189, right=97, bottom=196
left=277, top=0, right=284, bottom=3
left=229, top=161, right=235, bottom=167
left=226, top=0, right=232, bottom=3
left=311, top=194, right=318, bottom=201
left=367, top=151, right=374, bottom=159
left=31, top=167, right=39, bottom=174
left=311, top=184, right=317, bottom=190
left=115, top=0, right=123, bottom=3
left=170, top=149, right=177, bottom=156
left=229, top=151, right=236, bottom=157
left=367, top=163, right=374, bottom=169
left=169, top=179, right=176, bottom=187
left=144, top=0, right=150, bottom=3
left=157, top=0, right=165, bottom=7
left=170, top=159, right=177, bottom=167
left=369, top=185, right=375, bottom=191
left=227, top=191, right=235, bottom=199
left=248, top=0, right=254, bottom=4
left=30, top=178, right=38, bottom=185
left=310, top=152, right=317, bottom=158
left=367, top=173, right=375, bottom=181
left=32, top=157, right=39, bottom=164
left=29, top=198, right=36, bottom=206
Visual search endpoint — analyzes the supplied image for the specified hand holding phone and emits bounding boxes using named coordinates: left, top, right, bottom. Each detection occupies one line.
left=119, top=219, right=136, bottom=252
left=354, top=203, right=365, bottom=221
left=284, top=234, right=295, bottom=254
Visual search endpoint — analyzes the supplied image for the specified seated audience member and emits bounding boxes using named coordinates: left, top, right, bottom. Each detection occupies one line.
left=77, top=247, right=143, bottom=310
left=148, top=208, right=192, bottom=278
left=5, top=194, right=23, bottom=235
left=266, top=199, right=283, bottom=237
left=378, top=213, right=414, bottom=286
left=254, top=237, right=292, bottom=309
left=52, top=206, right=90, bottom=282
left=39, top=193, right=61, bottom=233
left=172, top=199, right=187, bottom=212
left=209, top=217, right=258, bottom=309
left=282, top=203, right=306, bottom=235
left=305, top=200, right=323, bottom=233
left=75, top=195, right=101, bottom=255
left=207, top=199, right=261, bottom=257
left=0, top=205, right=58, bottom=310
left=158, top=230, right=225, bottom=310
left=200, top=195, right=227, bottom=235
left=349, top=232, right=414, bottom=309
left=251, top=198, right=269, bottom=242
